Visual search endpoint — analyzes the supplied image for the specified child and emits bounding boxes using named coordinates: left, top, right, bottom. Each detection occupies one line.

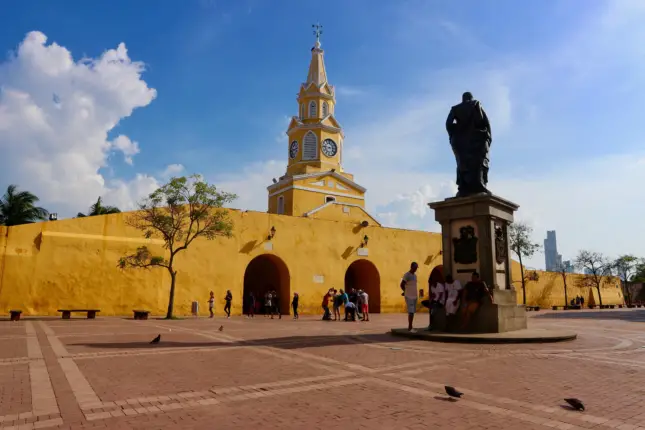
left=292, top=292, right=299, bottom=320
left=208, top=291, right=215, bottom=318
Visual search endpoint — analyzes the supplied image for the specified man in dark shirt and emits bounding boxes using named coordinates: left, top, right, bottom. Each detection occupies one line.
left=460, top=272, right=493, bottom=330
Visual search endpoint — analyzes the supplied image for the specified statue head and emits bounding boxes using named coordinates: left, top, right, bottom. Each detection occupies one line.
left=462, top=92, right=474, bottom=102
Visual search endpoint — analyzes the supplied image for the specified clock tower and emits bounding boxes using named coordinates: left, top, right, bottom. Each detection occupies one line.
left=267, top=25, right=377, bottom=225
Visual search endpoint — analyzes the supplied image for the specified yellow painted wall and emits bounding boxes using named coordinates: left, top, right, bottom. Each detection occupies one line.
left=0, top=210, right=442, bottom=317
left=0, top=211, right=622, bottom=317
left=307, top=204, right=380, bottom=225
left=510, top=260, right=624, bottom=307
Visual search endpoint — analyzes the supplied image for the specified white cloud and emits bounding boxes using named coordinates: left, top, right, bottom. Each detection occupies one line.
left=110, top=135, right=140, bottom=165
left=0, top=31, right=157, bottom=216
left=161, top=163, right=185, bottom=179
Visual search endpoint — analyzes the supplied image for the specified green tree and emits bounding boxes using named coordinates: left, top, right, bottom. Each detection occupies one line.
left=613, top=255, right=644, bottom=304
left=118, top=175, right=236, bottom=319
left=633, top=260, right=645, bottom=283
left=77, top=197, right=121, bottom=217
left=0, top=184, right=49, bottom=226
left=575, top=250, right=610, bottom=306
left=509, top=221, right=541, bottom=305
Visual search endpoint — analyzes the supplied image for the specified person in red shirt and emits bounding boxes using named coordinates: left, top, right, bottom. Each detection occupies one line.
left=322, top=289, right=332, bottom=320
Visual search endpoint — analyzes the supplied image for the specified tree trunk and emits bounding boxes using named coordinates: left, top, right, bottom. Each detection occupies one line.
left=596, top=284, right=603, bottom=306
left=166, top=270, right=177, bottom=319
left=518, top=252, right=526, bottom=305
left=562, top=271, right=568, bottom=307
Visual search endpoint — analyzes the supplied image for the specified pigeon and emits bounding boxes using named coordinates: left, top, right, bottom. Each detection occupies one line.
left=150, top=334, right=161, bottom=344
left=564, top=398, right=585, bottom=411
left=218, top=325, right=224, bottom=332
left=445, top=386, right=463, bottom=399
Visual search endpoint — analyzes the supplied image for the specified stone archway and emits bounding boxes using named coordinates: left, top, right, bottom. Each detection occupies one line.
left=344, top=259, right=381, bottom=313
left=429, top=265, right=445, bottom=286
left=243, top=254, right=290, bottom=315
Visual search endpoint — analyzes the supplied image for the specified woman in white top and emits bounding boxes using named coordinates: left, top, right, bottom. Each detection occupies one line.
left=443, top=275, right=463, bottom=316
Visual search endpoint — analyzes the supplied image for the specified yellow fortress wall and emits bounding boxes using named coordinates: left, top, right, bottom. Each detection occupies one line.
left=0, top=212, right=623, bottom=316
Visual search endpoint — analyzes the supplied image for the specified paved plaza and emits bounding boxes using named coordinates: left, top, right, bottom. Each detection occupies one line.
left=1, top=310, right=644, bottom=430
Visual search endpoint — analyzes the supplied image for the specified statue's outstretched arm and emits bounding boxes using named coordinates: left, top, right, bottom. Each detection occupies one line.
left=446, top=109, right=455, bottom=136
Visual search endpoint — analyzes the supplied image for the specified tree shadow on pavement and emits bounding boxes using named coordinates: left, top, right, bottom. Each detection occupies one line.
left=534, top=310, right=645, bottom=322
left=70, top=333, right=411, bottom=351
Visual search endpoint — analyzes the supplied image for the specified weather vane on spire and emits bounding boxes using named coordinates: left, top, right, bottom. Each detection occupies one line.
left=312, top=23, right=323, bottom=47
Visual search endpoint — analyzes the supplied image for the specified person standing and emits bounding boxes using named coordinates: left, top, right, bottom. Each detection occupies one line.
left=322, top=289, right=332, bottom=320
left=360, top=290, right=370, bottom=322
left=264, top=291, right=273, bottom=318
left=292, top=292, right=299, bottom=320
left=224, top=290, right=232, bottom=318
left=428, top=278, right=445, bottom=330
left=443, top=275, right=463, bottom=323
left=272, top=290, right=282, bottom=319
left=400, top=262, right=419, bottom=331
left=208, top=291, right=215, bottom=318
left=332, top=289, right=341, bottom=321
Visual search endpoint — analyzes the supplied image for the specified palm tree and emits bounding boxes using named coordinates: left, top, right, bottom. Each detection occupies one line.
left=77, top=197, right=121, bottom=217
left=0, top=185, right=49, bottom=226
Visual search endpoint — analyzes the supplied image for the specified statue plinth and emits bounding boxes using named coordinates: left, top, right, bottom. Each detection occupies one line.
left=428, top=193, right=527, bottom=333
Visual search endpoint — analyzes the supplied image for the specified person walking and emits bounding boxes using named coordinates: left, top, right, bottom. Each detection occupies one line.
left=292, top=292, right=299, bottom=320
left=400, top=262, right=419, bottom=331
left=246, top=292, right=255, bottom=318
left=208, top=291, right=215, bottom=318
left=224, top=290, right=232, bottom=318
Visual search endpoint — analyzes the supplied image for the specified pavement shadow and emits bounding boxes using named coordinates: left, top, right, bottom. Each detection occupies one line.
left=534, top=310, right=645, bottom=323
left=70, top=333, right=410, bottom=350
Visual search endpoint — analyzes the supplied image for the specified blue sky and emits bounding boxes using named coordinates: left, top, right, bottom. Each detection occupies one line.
left=1, top=0, right=644, bottom=269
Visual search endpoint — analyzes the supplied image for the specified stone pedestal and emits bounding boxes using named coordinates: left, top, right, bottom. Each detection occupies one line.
left=428, top=193, right=527, bottom=333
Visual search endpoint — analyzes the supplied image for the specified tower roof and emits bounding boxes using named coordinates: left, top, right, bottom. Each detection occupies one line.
left=306, top=25, right=328, bottom=87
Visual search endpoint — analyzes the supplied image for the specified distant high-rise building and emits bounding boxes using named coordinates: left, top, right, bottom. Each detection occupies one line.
left=544, top=230, right=563, bottom=271
left=562, top=260, right=574, bottom=273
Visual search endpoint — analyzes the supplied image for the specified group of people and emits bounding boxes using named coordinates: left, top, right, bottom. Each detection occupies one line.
left=321, top=288, right=370, bottom=322
left=400, top=262, right=493, bottom=331
left=241, top=291, right=301, bottom=320
left=570, top=295, right=585, bottom=307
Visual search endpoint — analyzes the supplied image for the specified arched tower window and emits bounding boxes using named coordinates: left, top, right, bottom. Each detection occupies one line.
left=277, top=196, right=285, bottom=215
left=302, top=131, right=317, bottom=160
left=309, top=101, right=317, bottom=118
left=322, top=101, right=329, bottom=117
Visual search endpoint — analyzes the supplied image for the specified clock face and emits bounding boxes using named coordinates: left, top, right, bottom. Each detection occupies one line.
left=289, top=141, right=298, bottom=159
left=321, top=139, right=338, bottom=157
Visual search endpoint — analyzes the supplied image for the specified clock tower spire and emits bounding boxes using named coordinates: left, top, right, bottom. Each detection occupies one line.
left=266, top=26, right=373, bottom=224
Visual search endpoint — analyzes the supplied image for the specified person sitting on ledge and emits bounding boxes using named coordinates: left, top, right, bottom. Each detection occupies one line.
left=460, top=272, right=493, bottom=331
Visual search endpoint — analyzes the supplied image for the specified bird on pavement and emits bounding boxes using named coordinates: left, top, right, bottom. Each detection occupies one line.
left=445, top=386, right=463, bottom=399
left=564, top=398, right=585, bottom=411
left=150, top=334, right=161, bottom=344
left=218, top=325, right=224, bottom=332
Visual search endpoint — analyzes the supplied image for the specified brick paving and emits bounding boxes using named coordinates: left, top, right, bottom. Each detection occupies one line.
left=0, top=309, right=644, bottom=429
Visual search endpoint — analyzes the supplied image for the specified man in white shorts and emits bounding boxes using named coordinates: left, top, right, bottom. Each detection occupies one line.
left=400, top=262, right=419, bottom=331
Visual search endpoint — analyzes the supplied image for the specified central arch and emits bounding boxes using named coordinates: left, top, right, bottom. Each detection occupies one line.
left=243, top=254, right=290, bottom=315
left=344, top=259, right=381, bottom=313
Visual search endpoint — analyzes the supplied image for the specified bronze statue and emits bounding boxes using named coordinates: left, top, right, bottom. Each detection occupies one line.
left=445, top=92, right=492, bottom=197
